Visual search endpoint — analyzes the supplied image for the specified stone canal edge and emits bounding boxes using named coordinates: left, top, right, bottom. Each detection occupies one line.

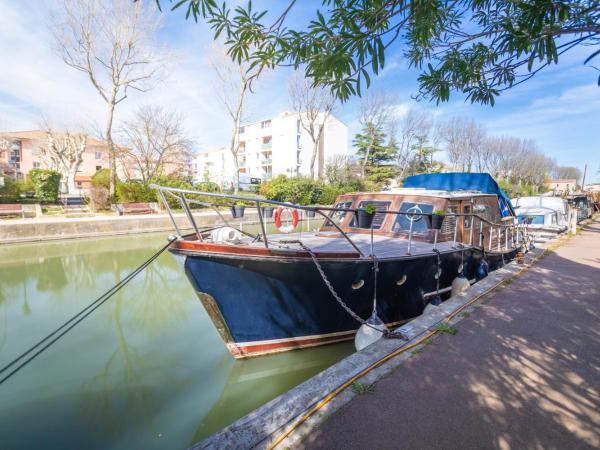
left=191, top=225, right=583, bottom=450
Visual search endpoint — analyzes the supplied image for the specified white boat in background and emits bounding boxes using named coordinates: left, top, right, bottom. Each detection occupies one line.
left=512, top=196, right=569, bottom=242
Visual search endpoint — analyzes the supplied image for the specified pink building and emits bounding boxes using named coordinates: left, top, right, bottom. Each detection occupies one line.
left=0, top=130, right=110, bottom=194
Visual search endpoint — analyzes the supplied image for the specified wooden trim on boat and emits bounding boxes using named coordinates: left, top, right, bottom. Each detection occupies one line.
left=173, top=239, right=360, bottom=259
left=227, top=320, right=408, bottom=358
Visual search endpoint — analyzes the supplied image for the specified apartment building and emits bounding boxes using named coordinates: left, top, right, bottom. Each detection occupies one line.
left=0, top=130, right=110, bottom=193
left=547, top=179, right=578, bottom=194
left=193, top=111, right=348, bottom=187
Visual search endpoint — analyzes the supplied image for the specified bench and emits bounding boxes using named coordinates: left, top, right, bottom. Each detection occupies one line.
left=61, top=196, right=90, bottom=214
left=117, top=202, right=155, bottom=216
left=0, top=203, right=25, bottom=218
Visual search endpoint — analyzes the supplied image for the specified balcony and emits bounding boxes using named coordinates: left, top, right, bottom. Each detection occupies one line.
left=261, top=157, right=272, bottom=165
left=261, top=141, right=272, bottom=150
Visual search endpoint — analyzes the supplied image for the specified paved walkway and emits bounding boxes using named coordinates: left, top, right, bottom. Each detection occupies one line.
left=304, top=217, right=600, bottom=450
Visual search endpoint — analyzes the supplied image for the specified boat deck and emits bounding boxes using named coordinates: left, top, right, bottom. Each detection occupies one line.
left=245, top=232, right=468, bottom=258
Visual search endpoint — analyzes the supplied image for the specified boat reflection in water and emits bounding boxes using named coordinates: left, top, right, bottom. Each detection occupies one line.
left=153, top=173, right=530, bottom=359
left=0, top=234, right=352, bottom=450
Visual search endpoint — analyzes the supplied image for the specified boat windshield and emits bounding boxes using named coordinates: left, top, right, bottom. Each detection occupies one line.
left=392, top=202, right=433, bottom=233
left=348, top=200, right=390, bottom=229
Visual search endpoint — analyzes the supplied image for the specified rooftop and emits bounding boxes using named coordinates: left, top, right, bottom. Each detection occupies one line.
left=1, top=130, right=108, bottom=147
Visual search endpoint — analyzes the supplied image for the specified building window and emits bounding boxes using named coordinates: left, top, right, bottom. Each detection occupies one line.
left=95, top=151, right=102, bottom=160
left=76, top=181, right=83, bottom=189
left=296, top=134, right=302, bottom=149
left=33, top=161, right=41, bottom=169
left=296, top=119, right=301, bottom=134
left=239, top=126, right=245, bottom=134
left=95, top=165, right=102, bottom=171
left=261, top=120, right=271, bottom=129
left=262, top=136, right=272, bottom=149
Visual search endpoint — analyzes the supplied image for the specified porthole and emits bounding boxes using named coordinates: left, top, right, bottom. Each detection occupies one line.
left=352, top=279, right=365, bottom=290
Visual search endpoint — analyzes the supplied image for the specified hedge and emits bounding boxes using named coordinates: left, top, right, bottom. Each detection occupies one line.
left=29, top=169, right=61, bottom=203
left=0, top=177, right=22, bottom=203
left=116, top=181, right=155, bottom=203
left=259, top=175, right=370, bottom=205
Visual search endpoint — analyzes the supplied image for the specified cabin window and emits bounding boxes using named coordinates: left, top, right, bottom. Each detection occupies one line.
left=441, top=206, right=458, bottom=234
left=328, top=201, right=353, bottom=225
left=392, top=202, right=433, bottom=233
left=349, top=201, right=391, bottom=229
left=463, top=204, right=472, bottom=229
left=480, top=204, right=500, bottom=224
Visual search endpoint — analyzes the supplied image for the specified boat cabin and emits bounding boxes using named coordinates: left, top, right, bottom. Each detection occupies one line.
left=320, top=189, right=511, bottom=245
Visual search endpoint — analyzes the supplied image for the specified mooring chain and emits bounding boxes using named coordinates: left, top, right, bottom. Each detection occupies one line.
left=279, top=239, right=406, bottom=339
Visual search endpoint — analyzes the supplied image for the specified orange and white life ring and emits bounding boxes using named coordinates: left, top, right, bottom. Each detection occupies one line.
left=274, top=207, right=299, bottom=233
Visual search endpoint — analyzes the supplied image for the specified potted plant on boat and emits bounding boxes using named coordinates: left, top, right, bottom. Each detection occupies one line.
left=356, top=204, right=377, bottom=229
left=261, top=206, right=275, bottom=218
left=431, top=210, right=446, bottom=230
left=231, top=202, right=246, bottom=218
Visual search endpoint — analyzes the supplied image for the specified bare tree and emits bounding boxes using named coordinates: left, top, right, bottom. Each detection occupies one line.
left=325, top=154, right=359, bottom=184
left=437, top=118, right=486, bottom=172
left=51, top=0, right=169, bottom=197
left=552, top=166, right=582, bottom=183
left=396, top=110, right=432, bottom=180
left=357, top=92, right=395, bottom=178
left=0, top=136, right=10, bottom=178
left=119, top=105, right=193, bottom=184
left=289, top=73, right=336, bottom=179
left=209, top=44, right=263, bottom=193
left=39, top=128, right=87, bottom=194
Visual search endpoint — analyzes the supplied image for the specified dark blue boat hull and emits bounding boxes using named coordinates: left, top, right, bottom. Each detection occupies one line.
left=174, top=247, right=516, bottom=357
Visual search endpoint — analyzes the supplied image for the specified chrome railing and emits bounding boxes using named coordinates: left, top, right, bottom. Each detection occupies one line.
left=150, top=184, right=531, bottom=258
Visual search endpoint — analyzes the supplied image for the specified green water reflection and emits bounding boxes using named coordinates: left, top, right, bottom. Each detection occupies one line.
left=0, top=230, right=352, bottom=450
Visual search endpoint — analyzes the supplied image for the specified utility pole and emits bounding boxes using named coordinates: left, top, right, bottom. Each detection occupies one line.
left=581, top=163, right=587, bottom=190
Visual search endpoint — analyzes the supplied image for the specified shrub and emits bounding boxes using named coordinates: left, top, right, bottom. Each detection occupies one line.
left=116, top=181, right=154, bottom=203
left=29, top=169, right=61, bottom=203
left=88, top=186, right=111, bottom=211
left=0, top=177, right=22, bottom=203
left=92, top=169, right=111, bottom=189
left=194, top=181, right=220, bottom=193
left=152, top=175, right=193, bottom=208
left=259, top=175, right=322, bottom=205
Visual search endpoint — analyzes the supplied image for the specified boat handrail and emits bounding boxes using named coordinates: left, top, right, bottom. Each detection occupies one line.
left=150, top=184, right=529, bottom=256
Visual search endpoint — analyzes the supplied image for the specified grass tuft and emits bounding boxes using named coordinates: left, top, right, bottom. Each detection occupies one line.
left=351, top=381, right=375, bottom=395
left=435, top=322, right=458, bottom=335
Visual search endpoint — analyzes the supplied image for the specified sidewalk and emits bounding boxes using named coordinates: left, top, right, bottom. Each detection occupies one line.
left=304, top=218, right=600, bottom=450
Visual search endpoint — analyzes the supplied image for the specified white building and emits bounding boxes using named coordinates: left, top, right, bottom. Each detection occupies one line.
left=193, top=111, right=348, bottom=187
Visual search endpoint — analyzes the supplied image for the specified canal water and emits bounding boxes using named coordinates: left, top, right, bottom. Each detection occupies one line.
left=0, top=229, right=353, bottom=450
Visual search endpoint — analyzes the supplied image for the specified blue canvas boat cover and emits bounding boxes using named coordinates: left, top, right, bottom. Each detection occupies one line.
left=403, top=173, right=515, bottom=217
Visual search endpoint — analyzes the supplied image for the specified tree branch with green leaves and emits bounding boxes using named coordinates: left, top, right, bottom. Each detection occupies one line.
left=157, top=0, right=600, bottom=104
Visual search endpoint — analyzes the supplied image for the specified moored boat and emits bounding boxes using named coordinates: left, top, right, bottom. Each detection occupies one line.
left=153, top=173, right=528, bottom=358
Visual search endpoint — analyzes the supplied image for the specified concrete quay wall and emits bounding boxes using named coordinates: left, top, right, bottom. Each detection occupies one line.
left=0, top=211, right=260, bottom=244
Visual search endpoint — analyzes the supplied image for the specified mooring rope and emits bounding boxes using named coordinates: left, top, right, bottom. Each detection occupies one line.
left=0, top=239, right=174, bottom=386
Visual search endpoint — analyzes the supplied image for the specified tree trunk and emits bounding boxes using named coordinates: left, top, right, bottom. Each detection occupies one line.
left=105, top=99, right=117, bottom=200
left=361, top=133, right=375, bottom=178
left=310, top=139, right=318, bottom=180
left=233, top=153, right=239, bottom=194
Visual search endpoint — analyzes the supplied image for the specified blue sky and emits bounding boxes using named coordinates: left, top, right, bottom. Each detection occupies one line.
left=0, top=0, right=598, bottom=182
